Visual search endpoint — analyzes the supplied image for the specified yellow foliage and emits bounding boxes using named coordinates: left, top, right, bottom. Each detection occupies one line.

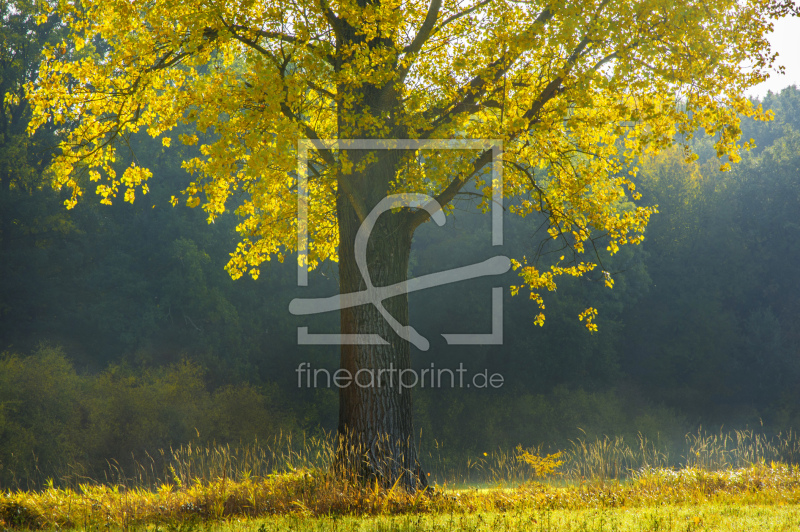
left=516, top=446, right=564, bottom=478
left=578, top=307, right=599, bottom=332
left=25, top=0, right=789, bottom=324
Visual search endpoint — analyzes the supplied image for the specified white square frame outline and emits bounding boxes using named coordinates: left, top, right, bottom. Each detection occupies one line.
left=296, top=138, right=504, bottom=346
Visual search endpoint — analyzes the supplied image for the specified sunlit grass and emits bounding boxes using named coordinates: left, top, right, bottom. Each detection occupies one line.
left=239, top=505, right=800, bottom=532
left=3, top=429, right=800, bottom=529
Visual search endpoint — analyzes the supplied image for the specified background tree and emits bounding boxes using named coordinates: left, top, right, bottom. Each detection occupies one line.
left=625, top=86, right=800, bottom=422
left=0, top=0, right=61, bottom=193
left=28, top=0, right=791, bottom=489
left=0, top=0, right=67, bottom=323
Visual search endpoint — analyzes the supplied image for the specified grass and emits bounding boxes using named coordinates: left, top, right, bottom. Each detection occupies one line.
left=2, top=430, right=800, bottom=530
left=237, top=505, right=800, bottom=531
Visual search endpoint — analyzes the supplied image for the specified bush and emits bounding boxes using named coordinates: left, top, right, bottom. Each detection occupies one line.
left=0, top=346, right=297, bottom=489
left=0, top=345, right=82, bottom=488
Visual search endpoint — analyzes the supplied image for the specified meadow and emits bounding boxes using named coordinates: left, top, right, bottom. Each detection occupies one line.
left=3, top=430, right=800, bottom=531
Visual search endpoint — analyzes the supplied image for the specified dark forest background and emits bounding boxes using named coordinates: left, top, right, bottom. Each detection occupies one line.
left=3, top=2, right=800, bottom=488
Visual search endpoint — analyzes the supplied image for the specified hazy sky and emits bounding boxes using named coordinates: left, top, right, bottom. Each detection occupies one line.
left=748, top=15, right=800, bottom=98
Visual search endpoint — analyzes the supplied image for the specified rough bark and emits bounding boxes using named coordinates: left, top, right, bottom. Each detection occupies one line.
left=335, top=150, right=428, bottom=492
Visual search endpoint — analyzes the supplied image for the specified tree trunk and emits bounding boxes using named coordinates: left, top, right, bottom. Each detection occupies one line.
left=335, top=168, right=428, bottom=492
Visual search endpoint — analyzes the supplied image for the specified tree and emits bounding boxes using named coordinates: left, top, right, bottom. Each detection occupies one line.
left=0, top=0, right=62, bottom=194
left=1, top=0, right=70, bottom=330
left=28, top=0, right=793, bottom=490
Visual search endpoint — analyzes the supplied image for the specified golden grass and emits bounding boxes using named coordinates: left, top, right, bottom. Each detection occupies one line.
left=244, top=505, right=800, bottom=532
left=3, top=429, right=800, bottom=529
left=3, top=463, right=800, bottom=528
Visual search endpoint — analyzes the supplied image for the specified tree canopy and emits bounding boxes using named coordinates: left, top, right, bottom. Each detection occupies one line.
left=27, top=0, right=787, bottom=317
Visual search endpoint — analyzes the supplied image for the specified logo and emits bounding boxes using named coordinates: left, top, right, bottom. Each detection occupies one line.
left=289, top=139, right=507, bottom=350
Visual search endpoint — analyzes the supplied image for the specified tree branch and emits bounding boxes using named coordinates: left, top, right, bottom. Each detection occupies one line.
left=415, top=6, right=553, bottom=137
left=306, top=79, right=336, bottom=100
left=318, top=0, right=344, bottom=44
left=229, top=24, right=335, bottom=65
left=403, top=0, right=442, bottom=55
left=408, top=148, right=494, bottom=230
left=427, top=0, right=492, bottom=40
left=410, top=30, right=605, bottom=228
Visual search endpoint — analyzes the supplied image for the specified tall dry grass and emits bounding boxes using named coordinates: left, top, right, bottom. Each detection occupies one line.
left=11, top=427, right=800, bottom=494
left=3, top=428, right=800, bottom=528
left=51, top=428, right=800, bottom=492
